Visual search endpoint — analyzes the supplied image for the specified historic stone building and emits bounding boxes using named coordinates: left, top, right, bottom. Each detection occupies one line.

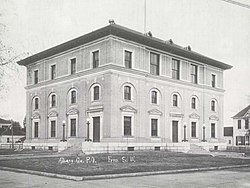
left=18, top=22, right=232, bottom=151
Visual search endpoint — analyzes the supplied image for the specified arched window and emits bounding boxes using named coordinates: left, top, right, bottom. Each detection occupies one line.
left=124, top=86, right=131, bottom=100
left=93, top=85, right=100, bottom=101
left=49, top=94, right=56, bottom=108
left=33, top=97, right=39, bottom=110
left=173, top=94, right=178, bottom=107
left=211, top=100, right=216, bottom=112
left=71, top=90, right=77, bottom=104
left=151, top=91, right=157, bottom=104
left=191, top=97, right=196, bottom=109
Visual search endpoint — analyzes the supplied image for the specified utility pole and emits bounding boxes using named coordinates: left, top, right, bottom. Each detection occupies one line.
left=11, top=120, right=14, bottom=149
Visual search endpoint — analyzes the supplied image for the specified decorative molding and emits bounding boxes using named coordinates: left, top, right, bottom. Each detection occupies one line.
left=32, top=113, right=40, bottom=119
left=169, top=112, right=184, bottom=118
left=189, top=113, right=200, bottom=119
left=47, top=110, right=58, bottom=118
left=120, top=105, right=137, bottom=113
left=86, top=105, right=104, bottom=113
left=67, top=108, right=79, bottom=115
left=209, top=115, right=219, bottom=121
left=148, top=109, right=163, bottom=116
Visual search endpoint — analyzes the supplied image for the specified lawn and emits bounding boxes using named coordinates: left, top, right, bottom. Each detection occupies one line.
left=0, top=151, right=250, bottom=176
left=0, top=149, right=56, bottom=155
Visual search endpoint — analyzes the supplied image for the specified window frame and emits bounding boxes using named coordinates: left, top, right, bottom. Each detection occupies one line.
left=173, top=94, right=178, bottom=107
left=70, top=118, right=77, bottom=137
left=211, top=100, right=216, bottom=112
left=151, top=118, right=158, bottom=137
left=190, top=64, right=198, bottom=84
left=70, top=58, right=77, bottom=75
left=211, top=73, right=216, bottom=88
left=211, top=123, right=216, bottom=138
left=172, top=59, right=180, bottom=80
left=50, top=120, right=56, bottom=138
left=151, top=90, right=158, bottom=104
left=51, top=64, right=56, bottom=80
left=92, top=50, right=100, bottom=68
left=34, top=70, right=39, bottom=84
left=69, top=89, right=77, bottom=104
left=51, top=94, right=56, bottom=108
left=34, top=97, right=39, bottom=110
left=238, top=119, right=241, bottom=129
left=150, top=52, right=160, bottom=76
left=191, top=97, right=196, bottom=109
left=124, top=85, right=132, bottom=101
left=123, top=116, right=132, bottom=136
left=191, top=122, right=197, bottom=138
left=245, top=119, right=249, bottom=129
left=34, top=122, right=39, bottom=138
left=124, top=50, right=133, bottom=69
left=93, top=85, right=100, bottom=101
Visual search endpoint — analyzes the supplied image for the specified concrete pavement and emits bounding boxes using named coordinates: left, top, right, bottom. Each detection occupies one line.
left=1, top=167, right=250, bottom=188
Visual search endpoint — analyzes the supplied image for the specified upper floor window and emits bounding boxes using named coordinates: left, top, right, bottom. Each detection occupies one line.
left=71, top=90, right=76, bottom=104
left=191, top=97, right=196, bottom=109
left=150, top=52, right=160, bottom=75
left=151, top=91, right=157, bottom=104
left=245, top=119, right=249, bottom=129
left=124, top=86, right=131, bottom=100
left=34, top=97, right=39, bottom=110
left=70, top=58, right=76, bottom=74
left=125, top=50, right=132, bottom=68
left=51, top=94, right=56, bottom=107
left=211, top=100, right=216, bottom=111
left=92, top=50, right=99, bottom=68
left=172, top=59, right=180, bottom=80
left=34, top=70, right=39, bottom=84
left=211, top=74, right=216, bottom=88
left=93, top=85, right=100, bottom=101
left=173, top=94, right=178, bottom=107
left=238, top=120, right=241, bottom=129
left=190, top=64, right=198, bottom=84
left=51, top=64, right=56, bottom=80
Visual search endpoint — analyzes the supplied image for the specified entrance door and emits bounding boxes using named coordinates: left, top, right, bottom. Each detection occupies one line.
left=93, top=117, right=100, bottom=142
left=172, top=121, right=178, bottom=143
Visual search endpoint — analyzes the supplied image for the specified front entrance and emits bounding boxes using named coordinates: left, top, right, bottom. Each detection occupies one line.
left=93, top=116, right=100, bottom=142
left=172, top=121, right=178, bottom=143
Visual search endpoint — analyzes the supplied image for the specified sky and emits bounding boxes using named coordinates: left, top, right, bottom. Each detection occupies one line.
left=0, top=0, right=250, bottom=125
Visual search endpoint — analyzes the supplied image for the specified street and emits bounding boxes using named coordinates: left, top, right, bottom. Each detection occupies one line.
left=0, top=167, right=250, bottom=188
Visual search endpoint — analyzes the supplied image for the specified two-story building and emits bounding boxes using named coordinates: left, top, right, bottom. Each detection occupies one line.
left=232, top=104, right=250, bottom=146
left=17, top=22, right=232, bottom=152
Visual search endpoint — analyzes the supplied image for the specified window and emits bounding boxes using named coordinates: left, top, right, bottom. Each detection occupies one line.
left=190, top=64, right=198, bottom=84
left=151, top=91, right=157, bottom=104
left=51, top=94, right=56, bottom=107
left=93, top=86, right=100, bottom=101
left=211, top=74, right=216, bottom=88
left=238, top=120, right=241, bottom=129
left=71, top=90, right=76, bottom=104
left=70, top=58, right=76, bottom=74
left=93, top=50, right=99, bottom=68
left=34, top=122, right=39, bottom=138
left=211, top=100, right=216, bottom=111
left=150, top=52, right=160, bottom=75
left=7, top=138, right=10, bottom=143
left=191, top=97, right=196, bottom=109
left=245, top=119, right=249, bottom=129
left=51, top=120, right=56, bottom=137
left=151, top=119, right=158, bottom=136
left=172, top=59, right=180, bottom=80
left=51, top=64, right=56, bottom=80
left=70, top=119, right=76, bottom=136
left=124, top=116, right=132, bottom=136
left=124, top=86, right=131, bottom=100
left=34, top=98, right=39, bottom=110
left=173, top=94, right=178, bottom=107
left=34, top=70, right=39, bottom=84
left=211, top=123, right=215, bottom=138
left=125, top=50, right=132, bottom=68
left=191, top=122, right=196, bottom=138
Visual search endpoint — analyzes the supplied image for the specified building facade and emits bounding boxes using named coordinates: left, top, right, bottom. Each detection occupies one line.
left=18, top=23, right=232, bottom=151
left=232, top=104, right=250, bottom=146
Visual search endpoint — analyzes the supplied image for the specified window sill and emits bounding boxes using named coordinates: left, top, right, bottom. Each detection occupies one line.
left=123, top=99, right=133, bottom=103
left=123, top=136, right=134, bottom=139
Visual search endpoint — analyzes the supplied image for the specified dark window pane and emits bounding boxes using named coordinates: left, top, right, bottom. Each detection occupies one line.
left=173, top=94, right=178, bottom=107
left=211, top=123, right=215, bottom=138
left=93, top=51, right=99, bottom=68
left=150, top=53, right=159, bottom=75
left=71, top=58, right=76, bottom=74
left=172, top=59, right=180, bottom=80
left=191, top=64, right=198, bottom=84
left=124, top=86, right=131, bottom=100
left=191, top=97, right=196, bottom=109
left=151, top=91, right=157, bottom=104
left=71, top=90, right=76, bottom=104
left=212, top=74, right=216, bottom=87
left=151, top=119, right=158, bottom=136
left=238, top=120, right=241, bottom=129
left=34, top=122, right=39, bottom=138
left=245, top=119, right=249, bottom=129
left=34, top=98, right=39, bottom=110
left=124, top=116, right=131, bottom=136
left=125, top=51, right=132, bottom=68
left=93, top=86, right=100, bottom=100
left=191, top=122, right=196, bottom=137
left=51, top=121, right=56, bottom=137
left=51, top=65, right=56, bottom=80
left=211, top=101, right=215, bottom=111
left=34, top=70, right=38, bottom=84
left=70, top=119, right=76, bottom=136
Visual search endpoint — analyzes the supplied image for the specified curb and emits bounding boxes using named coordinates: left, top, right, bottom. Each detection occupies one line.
left=1, top=164, right=250, bottom=181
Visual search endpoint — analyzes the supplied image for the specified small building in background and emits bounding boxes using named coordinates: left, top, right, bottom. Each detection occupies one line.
left=232, top=104, right=250, bottom=146
left=224, top=126, right=233, bottom=146
left=0, top=118, right=26, bottom=143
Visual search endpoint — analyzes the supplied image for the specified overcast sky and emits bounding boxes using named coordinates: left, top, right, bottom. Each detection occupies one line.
left=0, top=0, right=250, bottom=125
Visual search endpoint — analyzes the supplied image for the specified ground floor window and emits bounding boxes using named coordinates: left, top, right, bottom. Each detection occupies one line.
left=70, top=119, right=76, bottom=137
left=191, top=122, right=196, bottom=138
left=34, top=122, right=39, bottom=138
left=237, top=136, right=250, bottom=145
left=50, top=120, right=56, bottom=138
left=211, top=123, right=215, bottom=138
left=151, top=119, right=158, bottom=136
left=124, top=116, right=132, bottom=136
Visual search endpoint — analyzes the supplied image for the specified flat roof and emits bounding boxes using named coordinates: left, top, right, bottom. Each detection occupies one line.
left=17, top=23, right=233, bottom=70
